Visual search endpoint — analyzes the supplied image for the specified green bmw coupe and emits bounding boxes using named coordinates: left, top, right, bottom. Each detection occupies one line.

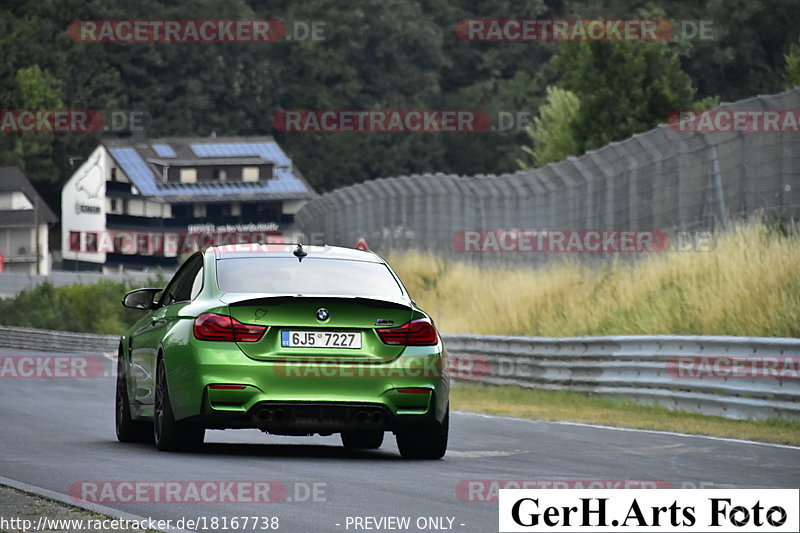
left=116, top=244, right=449, bottom=459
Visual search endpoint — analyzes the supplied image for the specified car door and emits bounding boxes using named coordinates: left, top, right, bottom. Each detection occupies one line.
left=129, top=254, right=204, bottom=414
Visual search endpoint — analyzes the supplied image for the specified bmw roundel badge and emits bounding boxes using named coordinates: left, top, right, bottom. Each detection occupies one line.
left=316, top=308, right=330, bottom=321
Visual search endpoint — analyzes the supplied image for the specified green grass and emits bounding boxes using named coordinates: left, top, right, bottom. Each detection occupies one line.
left=452, top=383, right=800, bottom=446
left=0, top=276, right=164, bottom=335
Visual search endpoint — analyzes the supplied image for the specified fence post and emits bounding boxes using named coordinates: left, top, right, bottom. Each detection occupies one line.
left=783, top=131, right=794, bottom=221
left=529, top=173, right=557, bottom=227
left=676, top=140, right=689, bottom=230
left=637, top=134, right=668, bottom=229
left=585, top=153, right=615, bottom=228
left=710, top=145, right=729, bottom=230
left=550, top=164, right=577, bottom=227
left=568, top=156, right=595, bottom=228
left=662, top=127, right=691, bottom=231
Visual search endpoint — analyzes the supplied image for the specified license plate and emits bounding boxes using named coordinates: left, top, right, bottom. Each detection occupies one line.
left=281, top=330, right=362, bottom=349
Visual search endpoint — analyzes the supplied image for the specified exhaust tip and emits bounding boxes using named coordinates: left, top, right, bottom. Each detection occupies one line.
left=256, top=408, right=272, bottom=422
left=273, top=409, right=287, bottom=422
left=355, top=411, right=369, bottom=423
left=371, top=411, right=384, bottom=424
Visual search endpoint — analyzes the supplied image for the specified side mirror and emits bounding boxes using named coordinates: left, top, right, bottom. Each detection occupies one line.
left=122, top=288, right=162, bottom=310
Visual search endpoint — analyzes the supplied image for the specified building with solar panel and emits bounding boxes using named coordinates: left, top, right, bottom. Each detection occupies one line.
left=61, top=136, right=317, bottom=271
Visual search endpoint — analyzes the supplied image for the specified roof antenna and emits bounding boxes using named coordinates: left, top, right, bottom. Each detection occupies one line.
left=293, top=243, right=307, bottom=262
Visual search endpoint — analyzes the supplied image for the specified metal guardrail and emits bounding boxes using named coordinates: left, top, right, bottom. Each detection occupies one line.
left=0, top=326, right=797, bottom=421
left=0, top=270, right=166, bottom=298
left=443, top=334, right=800, bottom=421
left=0, top=326, right=118, bottom=355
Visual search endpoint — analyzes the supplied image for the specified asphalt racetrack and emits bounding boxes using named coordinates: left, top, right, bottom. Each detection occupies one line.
left=1, top=349, right=798, bottom=532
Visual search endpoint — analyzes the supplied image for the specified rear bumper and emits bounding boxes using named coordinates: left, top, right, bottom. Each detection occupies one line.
left=189, top=400, right=441, bottom=435
left=162, top=339, right=450, bottom=429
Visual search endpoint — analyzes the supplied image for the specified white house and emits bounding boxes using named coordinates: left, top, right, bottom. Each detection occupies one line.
left=0, top=167, right=57, bottom=275
left=61, top=136, right=317, bottom=272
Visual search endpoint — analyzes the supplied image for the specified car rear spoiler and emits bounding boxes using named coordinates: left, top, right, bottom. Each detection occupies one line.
left=221, top=293, right=413, bottom=310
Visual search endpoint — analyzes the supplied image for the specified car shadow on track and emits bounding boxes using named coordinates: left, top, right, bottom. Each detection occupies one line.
left=195, top=442, right=403, bottom=461
left=105, top=440, right=405, bottom=461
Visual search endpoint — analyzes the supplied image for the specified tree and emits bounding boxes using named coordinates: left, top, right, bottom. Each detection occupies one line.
left=555, top=40, right=696, bottom=153
left=13, top=65, right=65, bottom=187
left=518, top=86, right=580, bottom=168
left=517, top=39, right=698, bottom=169
left=786, top=44, right=800, bottom=88
left=2, top=0, right=800, bottom=198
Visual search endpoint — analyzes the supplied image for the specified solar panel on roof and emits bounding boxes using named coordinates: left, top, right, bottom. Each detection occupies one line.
left=108, top=144, right=309, bottom=198
left=152, top=144, right=176, bottom=158
left=275, top=168, right=307, bottom=192
left=108, top=148, right=158, bottom=195
left=189, top=142, right=292, bottom=167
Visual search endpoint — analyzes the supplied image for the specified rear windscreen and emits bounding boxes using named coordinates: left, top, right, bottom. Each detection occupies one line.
left=216, top=257, right=405, bottom=297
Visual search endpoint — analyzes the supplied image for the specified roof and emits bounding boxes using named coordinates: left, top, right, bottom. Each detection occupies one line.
left=101, top=136, right=317, bottom=202
left=212, top=244, right=381, bottom=262
left=0, top=209, right=46, bottom=226
left=147, top=157, right=270, bottom=167
left=0, top=167, right=58, bottom=224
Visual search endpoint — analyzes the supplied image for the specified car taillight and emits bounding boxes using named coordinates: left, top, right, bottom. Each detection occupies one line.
left=232, top=320, right=268, bottom=342
left=377, top=319, right=438, bottom=346
left=193, top=313, right=266, bottom=342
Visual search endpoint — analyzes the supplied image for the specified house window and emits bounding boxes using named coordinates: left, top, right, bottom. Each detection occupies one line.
left=110, top=199, right=118, bottom=212
left=242, top=167, right=260, bottom=182
left=110, top=168, right=117, bottom=181
left=193, top=204, right=207, bottom=218
left=213, top=169, right=227, bottom=181
left=180, top=168, right=197, bottom=183
left=127, top=199, right=144, bottom=216
left=206, top=204, right=222, bottom=217
left=83, top=232, right=98, bottom=252
left=69, top=231, right=81, bottom=252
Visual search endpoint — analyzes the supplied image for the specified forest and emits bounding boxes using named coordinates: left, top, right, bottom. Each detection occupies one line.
left=2, top=0, right=799, bottom=211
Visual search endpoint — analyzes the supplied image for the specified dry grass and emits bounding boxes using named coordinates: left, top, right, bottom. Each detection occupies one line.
left=388, top=224, right=800, bottom=443
left=388, top=222, right=800, bottom=337
left=451, top=383, right=800, bottom=446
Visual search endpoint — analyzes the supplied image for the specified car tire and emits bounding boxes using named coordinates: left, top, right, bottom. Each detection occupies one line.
left=341, top=430, right=384, bottom=449
left=396, top=408, right=448, bottom=460
left=116, top=350, right=152, bottom=443
left=154, top=356, right=204, bottom=451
